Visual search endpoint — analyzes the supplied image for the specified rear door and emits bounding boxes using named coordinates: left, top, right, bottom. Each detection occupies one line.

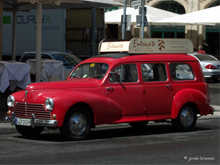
left=141, top=62, right=173, bottom=115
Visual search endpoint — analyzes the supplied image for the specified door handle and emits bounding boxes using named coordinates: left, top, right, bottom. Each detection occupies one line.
left=106, top=87, right=114, bottom=92
left=106, top=87, right=113, bottom=90
left=166, top=85, right=172, bottom=90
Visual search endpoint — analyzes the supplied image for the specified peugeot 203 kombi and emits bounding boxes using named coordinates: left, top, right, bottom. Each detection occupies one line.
left=5, top=38, right=214, bottom=140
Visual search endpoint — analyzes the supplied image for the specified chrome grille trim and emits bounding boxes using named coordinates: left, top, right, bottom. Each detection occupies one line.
left=11, top=102, right=51, bottom=120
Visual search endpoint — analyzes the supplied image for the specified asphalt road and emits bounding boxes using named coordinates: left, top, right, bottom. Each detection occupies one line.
left=208, top=81, right=220, bottom=106
left=0, top=117, right=219, bottom=164
left=0, top=81, right=219, bottom=164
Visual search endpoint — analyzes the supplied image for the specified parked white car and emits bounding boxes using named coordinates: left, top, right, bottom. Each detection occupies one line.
left=19, top=51, right=82, bottom=79
left=188, top=53, right=220, bottom=82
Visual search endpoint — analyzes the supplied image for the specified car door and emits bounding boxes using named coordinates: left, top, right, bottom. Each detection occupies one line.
left=141, top=63, right=173, bottom=115
left=105, top=63, right=145, bottom=117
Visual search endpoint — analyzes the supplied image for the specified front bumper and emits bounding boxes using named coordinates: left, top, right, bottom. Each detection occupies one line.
left=5, top=113, right=57, bottom=127
left=210, top=106, right=215, bottom=115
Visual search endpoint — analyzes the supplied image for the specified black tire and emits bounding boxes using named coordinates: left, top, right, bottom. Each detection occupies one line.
left=60, top=107, right=92, bottom=141
left=129, top=122, right=148, bottom=129
left=15, top=125, right=44, bottom=137
left=213, top=77, right=220, bottom=83
left=172, top=105, right=197, bottom=132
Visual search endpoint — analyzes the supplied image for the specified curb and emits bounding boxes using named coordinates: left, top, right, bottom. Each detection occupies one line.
left=0, top=106, right=219, bottom=133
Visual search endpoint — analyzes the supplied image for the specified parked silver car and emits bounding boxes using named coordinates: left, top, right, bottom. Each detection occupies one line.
left=188, top=53, right=220, bottom=82
left=19, top=51, right=82, bottom=79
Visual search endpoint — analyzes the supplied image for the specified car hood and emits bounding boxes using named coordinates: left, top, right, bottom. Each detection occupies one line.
left=26, top=78, right=100, bottom=90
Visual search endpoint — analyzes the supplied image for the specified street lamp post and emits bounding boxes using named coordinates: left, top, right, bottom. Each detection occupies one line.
left=122, top=0, right=127, bottom=39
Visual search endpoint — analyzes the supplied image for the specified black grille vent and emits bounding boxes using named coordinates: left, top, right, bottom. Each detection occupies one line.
left=11, top=103, right=51, bottom=120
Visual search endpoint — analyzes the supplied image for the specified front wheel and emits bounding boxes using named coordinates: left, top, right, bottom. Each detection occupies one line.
left=60, top=107, right=92, bottom=141
left=16, top=125, right=44, bottom=137
left=172, top=105, right=197, bottom=132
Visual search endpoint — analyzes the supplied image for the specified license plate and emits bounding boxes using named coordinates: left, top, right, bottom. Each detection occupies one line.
left=15, top=118, right=31, bottom=126
left=218, top=65, right=220, bottom=69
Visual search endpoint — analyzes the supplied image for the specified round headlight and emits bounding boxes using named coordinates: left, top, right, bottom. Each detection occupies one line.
left=7, top=95, right=15, bottom=107
left=45, top=98, right=54, bottom=111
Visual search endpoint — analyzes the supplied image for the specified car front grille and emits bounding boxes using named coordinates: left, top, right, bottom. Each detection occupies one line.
left=11, top=103, right=51, bottom=120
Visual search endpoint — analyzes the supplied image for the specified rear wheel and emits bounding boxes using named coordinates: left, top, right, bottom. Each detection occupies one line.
left=129, top=122, right=148, bottom=129
left=16, top=125, right=44, bottom=137
left=60, top=107, right=92, bottom=141
left=213, top=77, right=220, bottom=83
left=172, top=105, right=197, bottom=132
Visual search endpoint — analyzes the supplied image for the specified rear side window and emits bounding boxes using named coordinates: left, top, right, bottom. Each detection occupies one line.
left=141, top=63, right=167, bottom=82
left=169, top=63, right=195, bottom=80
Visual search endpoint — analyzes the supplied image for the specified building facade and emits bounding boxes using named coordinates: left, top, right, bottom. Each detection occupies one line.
left=110, top=0, right=220, bottom=55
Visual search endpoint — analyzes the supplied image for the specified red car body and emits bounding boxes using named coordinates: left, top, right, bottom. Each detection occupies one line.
left=5, top=39, right=213, bottom=140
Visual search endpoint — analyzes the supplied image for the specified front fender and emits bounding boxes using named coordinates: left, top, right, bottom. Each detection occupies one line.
left=171, top=89, right=210, bottom=119
left=48, top=91, right=110, bottom=127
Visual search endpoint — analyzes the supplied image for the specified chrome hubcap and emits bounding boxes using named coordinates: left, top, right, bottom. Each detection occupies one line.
left=180, top=107, right=194, bottom=127
left=68, top=113, right=87, bottom=136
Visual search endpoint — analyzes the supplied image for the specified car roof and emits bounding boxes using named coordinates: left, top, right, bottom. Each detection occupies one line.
left=81, top=53, right=198, bottom=66
left=23, top=51, right=70, bottom=55
left=188, top=53, right=209, bottom=56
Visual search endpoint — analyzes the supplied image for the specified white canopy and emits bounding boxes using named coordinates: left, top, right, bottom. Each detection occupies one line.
left=154, top=5, right=220, bottom=25
left=105, top=5, right=179, bottom=24
left=3, top=0, right=123, bottom=10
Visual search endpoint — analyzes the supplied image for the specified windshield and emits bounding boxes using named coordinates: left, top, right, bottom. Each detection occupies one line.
left=70, top=63, right=109, bottom=79
left=52, top=53, right=82, bottom=66
left=194, top=54, right=218, bottom=61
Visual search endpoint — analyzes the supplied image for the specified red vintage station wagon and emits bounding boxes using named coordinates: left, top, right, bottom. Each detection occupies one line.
left=5, top=38, right=214, bottom=140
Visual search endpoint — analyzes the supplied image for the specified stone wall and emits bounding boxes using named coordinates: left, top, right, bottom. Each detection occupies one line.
left=112, top=0, right=216, bottom=49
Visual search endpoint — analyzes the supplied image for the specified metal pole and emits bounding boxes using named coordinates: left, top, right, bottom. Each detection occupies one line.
left=122, top=0, right=127, bottom=40
left=91, top=8, right=96, bottom=56
left=141, top=0, right=145, bottom=38
left=12, top=7, right=17, bottom=61
left=36, top=1, right=42, bottom=82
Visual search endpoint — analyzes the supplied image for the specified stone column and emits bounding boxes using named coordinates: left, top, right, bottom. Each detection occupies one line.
left=0, top=0, right=3, bottom=61
left=185, top=0, right=200, bottom=50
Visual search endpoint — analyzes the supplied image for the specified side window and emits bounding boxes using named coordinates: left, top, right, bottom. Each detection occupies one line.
left=141, top=63, right=167, bottom=82
left=169, top=63, right=195, bottom=80
left=42, top=54, right=52, bottom=59
left=21, top=53, right=51, bottom=62
left=109, top=64, right=138, bottom=83
left=22, top=53, right=35, bottom=62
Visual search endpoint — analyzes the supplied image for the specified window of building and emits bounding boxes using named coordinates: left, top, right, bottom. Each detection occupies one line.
left=151, top=1, right=185, bottom=39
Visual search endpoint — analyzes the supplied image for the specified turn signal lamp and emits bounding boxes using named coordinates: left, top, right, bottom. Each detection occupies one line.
left=205, top=64, right=216, bottom=69
left=7, top=110, right=11, bottom=115
left=52, top=114, right=56, bottom=120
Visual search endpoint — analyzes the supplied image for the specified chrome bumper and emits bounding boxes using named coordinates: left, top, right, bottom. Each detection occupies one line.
left=5, top=113, right=57, bottom=127
left=210, top=106, right=215, bottom=115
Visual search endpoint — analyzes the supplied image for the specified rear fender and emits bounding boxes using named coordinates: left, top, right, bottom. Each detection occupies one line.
left=171, top=89, right=210, bottom=119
